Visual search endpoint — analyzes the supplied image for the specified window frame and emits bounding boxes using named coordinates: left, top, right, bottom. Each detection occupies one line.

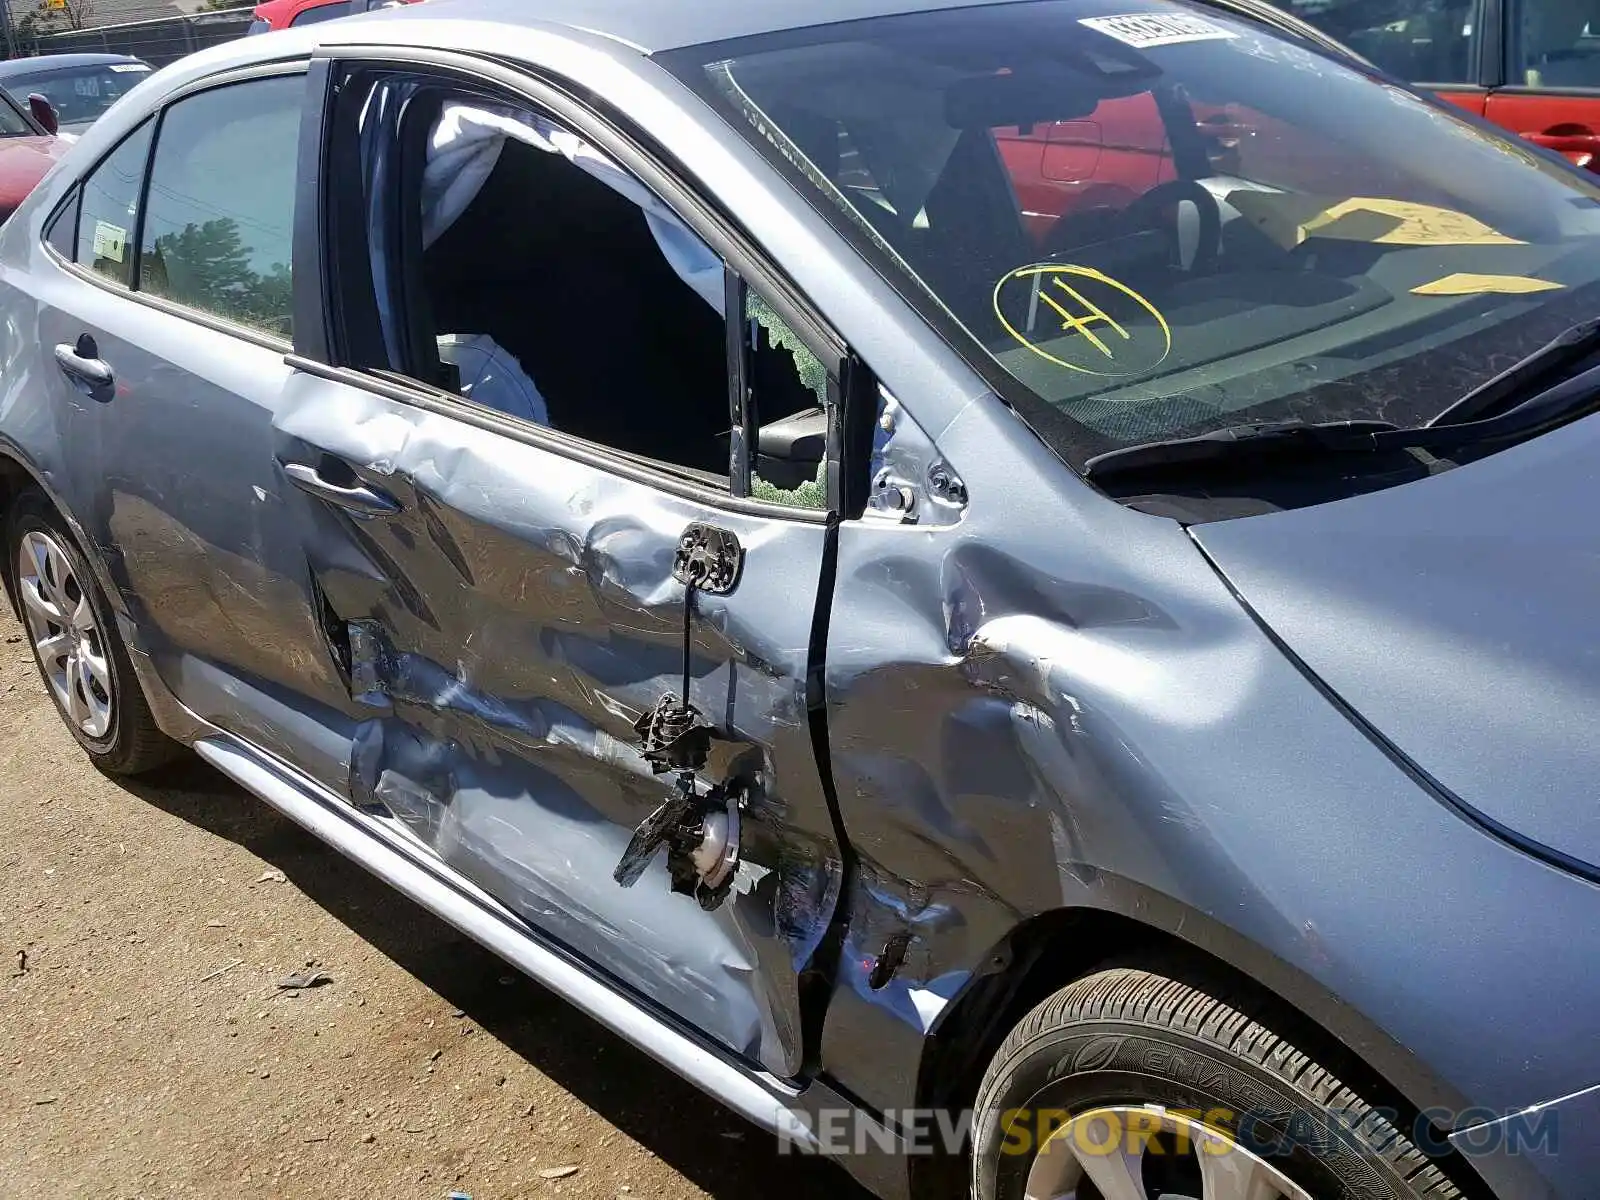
left=289, top=2, right=350, bottom=27
left=297, top=47, right=867, bottom=524
left=38, top=60, right=312, bottom=354
left=43, top=185, right=81, bottom=262
left=54, top=114, right=154, bottom=289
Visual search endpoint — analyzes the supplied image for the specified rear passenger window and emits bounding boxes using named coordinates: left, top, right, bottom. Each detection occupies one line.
left=139, top=75, right=300, bottom=339
left=44, top=188, right=78, bottom=259
left=75, top=117, right=152, bottom=287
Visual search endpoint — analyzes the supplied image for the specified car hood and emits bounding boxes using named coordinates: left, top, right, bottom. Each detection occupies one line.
left=0, top=134, right=65, bottom=215
left=1191, top=413, right=1600, bottom=876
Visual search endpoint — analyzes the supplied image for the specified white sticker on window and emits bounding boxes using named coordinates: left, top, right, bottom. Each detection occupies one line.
left=108, top=63, right=150, bottom=73
left=91, top=220, right=126, bottom=263
left=1079, top=12, right=1238, bottom=48
left=73, top=77, right=100, bottom=97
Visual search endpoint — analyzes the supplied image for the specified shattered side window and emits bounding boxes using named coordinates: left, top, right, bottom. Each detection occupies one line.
left=747, top=289, right=829, bottom=510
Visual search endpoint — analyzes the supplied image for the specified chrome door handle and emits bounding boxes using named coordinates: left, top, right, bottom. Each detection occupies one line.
left=280, top=460, right=401, bottom=518
left=54, top=334, right=114, bottom=398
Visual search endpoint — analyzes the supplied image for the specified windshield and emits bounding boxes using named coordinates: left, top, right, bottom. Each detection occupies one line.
left=665, top=0, right=1600, bottom=465
left=4, top=62, right=150, bottom=129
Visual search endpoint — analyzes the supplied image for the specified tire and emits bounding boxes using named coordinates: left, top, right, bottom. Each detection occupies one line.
left=972, top=967, right=1463, bottom=1200
left=7, top=491, right=178, bottom=775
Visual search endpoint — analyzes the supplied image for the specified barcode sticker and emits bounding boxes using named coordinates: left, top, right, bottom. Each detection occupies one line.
left=1080, top=13, right=1238, bottom=48
left=91, top=220, right=125, bottom=263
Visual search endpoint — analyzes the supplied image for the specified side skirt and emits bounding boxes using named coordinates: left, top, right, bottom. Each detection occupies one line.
left=193, top=734, right=816, bottom=1144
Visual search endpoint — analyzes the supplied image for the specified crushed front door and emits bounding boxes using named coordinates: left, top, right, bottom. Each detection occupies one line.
left=271, top=371, right=840, bottom=1079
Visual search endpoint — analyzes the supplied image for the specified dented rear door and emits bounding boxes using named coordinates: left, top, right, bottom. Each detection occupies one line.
left=268, top=371, right=841, bottom=1079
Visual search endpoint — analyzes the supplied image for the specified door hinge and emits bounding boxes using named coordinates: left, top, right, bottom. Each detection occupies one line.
left=672, top=522, right=744, bottom=594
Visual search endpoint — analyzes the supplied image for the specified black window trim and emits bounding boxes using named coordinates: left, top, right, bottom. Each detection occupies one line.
left=42, top=184, right=82, bottom=260
left=38, top=59, right=312, bottom=354
left=41, top=113, right=156, bottom=291
left=1482, top=0, right=1504, bottom=89
left=300, top=43, right=863, bottom=524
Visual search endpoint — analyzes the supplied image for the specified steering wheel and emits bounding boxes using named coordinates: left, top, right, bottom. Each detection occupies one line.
left=1117, top=179, right=1223, bottom=273
left=1044, top=179, right=1222, bottom=273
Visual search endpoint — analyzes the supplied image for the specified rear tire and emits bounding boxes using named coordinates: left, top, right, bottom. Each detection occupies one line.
left=971, top=967, right=1463, bottom=1200
left=7, top=491, right=177, bottom=775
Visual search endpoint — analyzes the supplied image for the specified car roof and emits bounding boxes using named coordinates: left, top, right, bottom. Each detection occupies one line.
left=431, top=0, right=1046, bottom=53
left=78, top=0, right=1359, bottom=125
left=328, top=0, right=1352, bottom=59
left=0, top=53, right=147, bottom=76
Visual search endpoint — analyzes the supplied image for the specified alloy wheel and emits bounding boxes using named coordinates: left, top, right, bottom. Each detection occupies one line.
left=1024, top=1105, right=1316, bottom=1200
left=16, top=529, right=113, bottom=740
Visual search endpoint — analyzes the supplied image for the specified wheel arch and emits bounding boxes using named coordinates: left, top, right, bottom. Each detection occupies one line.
left=0, top=441, right=40, bottom=620
left=912, top=893, right=1516, bottom=1200
left=0, top=439, right=121, bottom=623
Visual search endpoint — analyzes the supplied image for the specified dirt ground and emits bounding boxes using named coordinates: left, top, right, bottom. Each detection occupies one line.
left=0, top=606, right=871, bottom=1200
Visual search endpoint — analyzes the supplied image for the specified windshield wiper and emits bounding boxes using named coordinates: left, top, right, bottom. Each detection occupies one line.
left=1085, top=360, right=1600, bottom=487
left=1428, top=317, right=1600, bottom=428
left=1082, top=419, right=1401, bottom=483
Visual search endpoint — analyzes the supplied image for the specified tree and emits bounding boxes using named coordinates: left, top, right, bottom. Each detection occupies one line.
left=15, top=0, right=95, bottom=39
left=147, top=218, right=293, bottom=338
left=58, top=0, right=92, bottom=30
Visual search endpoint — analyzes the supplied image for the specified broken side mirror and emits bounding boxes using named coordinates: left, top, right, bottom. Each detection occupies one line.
left=755, top=406, right=826, bottom=491
left=27, top=94, right=58, bottom=137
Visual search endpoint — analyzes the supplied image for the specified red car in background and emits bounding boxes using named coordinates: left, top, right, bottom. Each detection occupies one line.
left=1272, top=0, right=1600, bottom=172
left=0, top=86, right=68, bottom=224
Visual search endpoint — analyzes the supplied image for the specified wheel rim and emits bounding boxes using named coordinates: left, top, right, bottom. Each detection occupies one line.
left=16, top=529, right=113, bottom=740
left=1024, top=1106, right=1316, bottom=1200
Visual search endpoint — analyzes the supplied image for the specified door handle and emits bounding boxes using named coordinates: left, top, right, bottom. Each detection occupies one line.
left=1523, top=129, right=1600, bottom=170
left=53, top=334, right=114, bottom=398
left=280, top=459, right=401, bottom=518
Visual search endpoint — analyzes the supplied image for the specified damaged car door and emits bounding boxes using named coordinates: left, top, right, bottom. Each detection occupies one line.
left=267, top=62, right=848, bottom=1080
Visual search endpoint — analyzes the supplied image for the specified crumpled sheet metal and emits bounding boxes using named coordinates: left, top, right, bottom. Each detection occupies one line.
left=812, top=391, right=1406, bottom=1116
left=274, top=378, right=842, bottom=1080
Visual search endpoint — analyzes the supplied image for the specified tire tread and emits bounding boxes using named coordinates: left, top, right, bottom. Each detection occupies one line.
left=974, top=967, right=1463, bottom=1200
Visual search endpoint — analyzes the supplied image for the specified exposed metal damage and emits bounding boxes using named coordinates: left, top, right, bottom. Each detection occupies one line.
left=269, top=378, right=843, bottom=1081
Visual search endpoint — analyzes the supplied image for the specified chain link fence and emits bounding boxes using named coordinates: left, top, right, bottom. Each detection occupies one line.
left=3, top=6, right=255, bottom=68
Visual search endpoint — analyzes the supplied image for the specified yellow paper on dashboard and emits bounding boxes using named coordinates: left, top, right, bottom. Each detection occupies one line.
left=1411, top=273, right=1564, bottom=296
left=1226, top=192, right=1524, bottom=250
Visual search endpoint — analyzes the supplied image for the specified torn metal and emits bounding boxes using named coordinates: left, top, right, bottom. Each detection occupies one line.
left=272, top=375, right=842, bottom=1081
